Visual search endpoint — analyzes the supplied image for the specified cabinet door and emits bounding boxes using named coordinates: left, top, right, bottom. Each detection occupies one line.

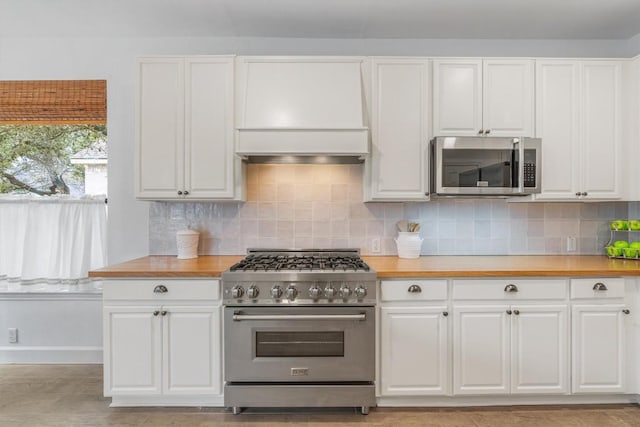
left=185, top=57, right=236, bottom=198
left=103, top=306, right=162, bottom=396
left=163, top=306, right=221, bottom=395
left=433, top=59, right=482, bottom=136
left=511, top=305, right=569, bottom=394
left=453, top=305, right=509, bottom=395
left=572, top=305, right=626, bottom=393
left=580, top=61, right=622, bottom=199
left=482, top=59, right=534, bottom=137
left=369, top=59, right=430, bottom=200
left=380, top=306, right=449, bottom=395
left=535, top=61, right=581, bottom=200
left=136, top=58, right=185, bottom=198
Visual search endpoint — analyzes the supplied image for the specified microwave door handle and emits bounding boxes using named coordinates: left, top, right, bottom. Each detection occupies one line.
left=514, top=138, right=525, bottom=193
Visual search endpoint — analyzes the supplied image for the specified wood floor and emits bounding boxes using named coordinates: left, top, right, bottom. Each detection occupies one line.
left=0, top=365, right=639, bottom=426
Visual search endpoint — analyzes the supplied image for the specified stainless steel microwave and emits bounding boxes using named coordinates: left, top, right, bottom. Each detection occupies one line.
left=430, top=136, right=541, bottom=197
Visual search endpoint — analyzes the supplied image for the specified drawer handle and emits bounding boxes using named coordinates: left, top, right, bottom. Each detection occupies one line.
left=153, top=310, right=160, bottom=316
left=153, top=285, right=168, bottom=294
left=623, top=309, right=630, bottom=315
left=408, top=284, right=422, bottom=293
left=513, top=309, right=520, bottom=315
left=506, top=309, right=512, bottom=315
left=504, top=284, right=518, bottom=293
left=161, top=310, right=168, bottom=316
left=593, top=282, right=608, bottom=292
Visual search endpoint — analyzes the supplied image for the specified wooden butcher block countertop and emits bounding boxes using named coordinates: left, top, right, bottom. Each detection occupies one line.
left=88, top=255, right=640, bottom=278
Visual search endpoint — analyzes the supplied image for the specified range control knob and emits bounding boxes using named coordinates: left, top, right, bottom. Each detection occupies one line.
left=324, top=285, right=337, bottom=300
left=354, top=285, right=367, bottom=299
left=246, top=285, right=259, bottom=299
left=270, top=285, right=283, bottom=299
left=340, top=285, right=352, bottom=298
left=231, top=285, right=244, bottom=299
left=309, top=286, right=322, bottom=300
left=286, top=286, right=298, bottom=301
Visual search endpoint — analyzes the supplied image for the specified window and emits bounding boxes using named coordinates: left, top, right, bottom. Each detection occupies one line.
left=0, top=80, right=107, bottom=196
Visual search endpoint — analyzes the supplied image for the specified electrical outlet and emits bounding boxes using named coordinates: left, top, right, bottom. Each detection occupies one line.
left=371, top=238, right=381, bottom=253
left=566, top=236, right=577, bottom=252
left=8, top=328, right=17, bottom=344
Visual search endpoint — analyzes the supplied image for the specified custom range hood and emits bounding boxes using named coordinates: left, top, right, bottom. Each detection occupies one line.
left=235, top=57, right=369, bottom=163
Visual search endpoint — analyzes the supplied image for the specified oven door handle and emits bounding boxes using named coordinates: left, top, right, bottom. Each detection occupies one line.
left=232, top=313, right=367, bottom=321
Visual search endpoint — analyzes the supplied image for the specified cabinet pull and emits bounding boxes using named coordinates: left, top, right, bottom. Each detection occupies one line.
left=581, top=192, right=588, bottom=196
left=408, top=284, right=422, bottom=293
left=504, top=284, right=518, bottom=293
left=506, top=310, right=512, bottom=315
left=153, top=285, right=168, bottom=294
left=513, top=309, right=520, bottom=315
left=443, top=311, right=449, bottom=317
left=592, top=282, right=608, bottom=292
left=153, top=310, right=160, bottom=316
left=484, top=129, right=491, bottom=135
left=623, top=309, right=630, bottom=315
left=478, top=129, right=484, bottom=135
left=177, top=191, right=183, bottom=195
left=575, top=192, right=581, bottom=197
left=161, top=310, right=168, bottom=316
left=184, top=190, right=190, bottom=195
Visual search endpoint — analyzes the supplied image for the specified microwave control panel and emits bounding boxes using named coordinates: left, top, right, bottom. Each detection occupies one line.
left=523, top=163, right=536, bottom=187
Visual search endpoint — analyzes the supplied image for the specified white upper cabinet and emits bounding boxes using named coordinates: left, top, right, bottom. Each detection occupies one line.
left=367, top=58, right=430, bottom=201
left=535, top=60, right=621, bottom=200
left=433, top=59, right=534, bottom=137
left=136, top=56, right=243, bottom=200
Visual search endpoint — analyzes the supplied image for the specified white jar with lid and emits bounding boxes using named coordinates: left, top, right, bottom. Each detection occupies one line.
left=176, top=229, right=199, bottom=259
left=395, top=232, right=423, bottom=259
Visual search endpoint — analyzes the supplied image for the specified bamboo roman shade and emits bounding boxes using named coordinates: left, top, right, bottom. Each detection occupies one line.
left=0, top=80, right=106, bottom=124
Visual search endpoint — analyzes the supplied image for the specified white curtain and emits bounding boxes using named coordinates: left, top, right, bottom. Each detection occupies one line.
left=0, top=196, right=107, bottom=291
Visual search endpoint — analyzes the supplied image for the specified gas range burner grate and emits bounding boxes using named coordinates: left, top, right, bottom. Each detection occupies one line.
left=229, top=253, right=371, bottom=272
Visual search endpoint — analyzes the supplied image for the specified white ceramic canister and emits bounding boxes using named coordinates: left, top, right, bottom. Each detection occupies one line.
left=176, top=229, right=199, bottom=259
left=395, top=231, right=423, bottom=259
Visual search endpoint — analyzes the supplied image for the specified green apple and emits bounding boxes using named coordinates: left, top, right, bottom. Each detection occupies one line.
left=613, top=240, right=629, bottom=249
left=607, top=246, right=618, bottom=257
left=629, top=241, right=640, bottom=250
left=630, top=220, right=640, bottom=231
left=610, top=220, right=628, bottom=230
left=624, top=247, right=639, bottom=258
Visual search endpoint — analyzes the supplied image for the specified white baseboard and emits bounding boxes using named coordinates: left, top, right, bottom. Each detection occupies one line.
left=376, top=394, right=640, bottom=407
left=0, top=346, right=102, bottom=364
left=110, top=395, right=224, bottom=407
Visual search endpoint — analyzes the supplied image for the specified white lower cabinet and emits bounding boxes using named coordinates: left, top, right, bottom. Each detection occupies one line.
left=380, top=306, right=449, bottom=395
left=572, top=305, right=627, bottom=393
left=453, top=304, right=569, bottom=395
left=103, top=279, right=222, bottom=402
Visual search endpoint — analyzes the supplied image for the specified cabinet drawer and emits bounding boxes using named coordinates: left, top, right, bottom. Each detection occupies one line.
left=570, top=278, right=624, bottom=299
left=103, top=279, right=220, bottom=301
left=380, top=279, right=448, bottom=302
left=452, top=279, right=566, bottom=300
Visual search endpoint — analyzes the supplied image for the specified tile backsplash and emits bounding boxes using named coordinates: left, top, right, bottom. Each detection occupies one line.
left=149, top=164, right=629, bottom=256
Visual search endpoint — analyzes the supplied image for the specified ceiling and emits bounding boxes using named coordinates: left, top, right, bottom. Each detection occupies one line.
left=1, top=0, right=640, bottom=40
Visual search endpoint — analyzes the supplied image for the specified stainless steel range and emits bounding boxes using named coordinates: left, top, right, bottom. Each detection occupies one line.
left=222, top=248, right=376, bottom=415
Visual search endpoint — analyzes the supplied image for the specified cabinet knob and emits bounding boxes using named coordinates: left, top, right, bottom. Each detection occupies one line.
left=506, top=309, right=512, bottom=315
left=575, top=192, right=581, bottom=197
left=177, top=191, right=183, bottom=195
left=581, top=192, right=588, bottom=196
left=592, top=282, right=608, bottom=292
left=478, top=129, right=484, bottom=135
left=623, top=309, right=630, bottom=315
left=513, top=309, right=520, bottom=315
left=184, top=190, right=189, bottom=195
left=443, top=311, right=449, bottom=317
left=408, top=284, right=422, bottom=293
left=153, top=285, right=168, bottom=294
left=504, top=284, right=518, bottom=293
left=161, top=310, right=168, bottom=316
left=484, top=129, right=491, bottom=135
left=153, top=310, right=160, bottom=316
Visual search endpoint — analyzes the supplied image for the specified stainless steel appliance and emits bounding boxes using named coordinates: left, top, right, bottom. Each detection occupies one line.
left=431, top=136, right=541, bottom=196
left=222, top=249, right=376, bottom=415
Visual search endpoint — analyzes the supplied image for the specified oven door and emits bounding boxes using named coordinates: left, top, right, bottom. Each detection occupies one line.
left=224, top=306, right=375, bottom=382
